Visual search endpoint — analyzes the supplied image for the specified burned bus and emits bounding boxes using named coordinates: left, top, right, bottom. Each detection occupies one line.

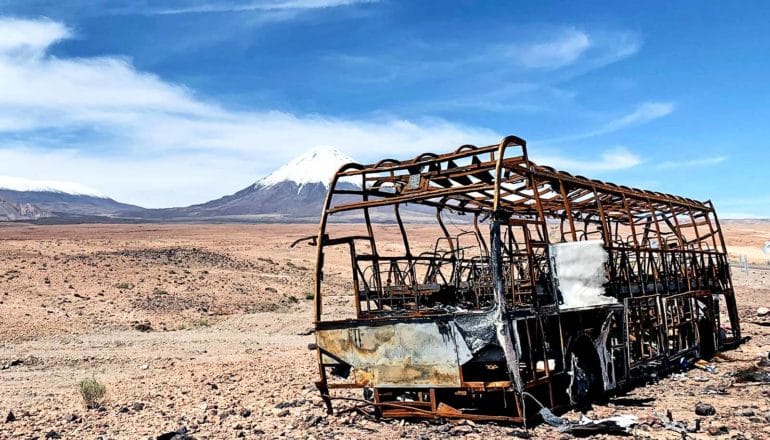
left=309, top=135, right=742, bottom=422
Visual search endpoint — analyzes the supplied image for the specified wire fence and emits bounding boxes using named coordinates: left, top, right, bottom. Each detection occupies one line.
left=729, top=254, right=770, bottom=274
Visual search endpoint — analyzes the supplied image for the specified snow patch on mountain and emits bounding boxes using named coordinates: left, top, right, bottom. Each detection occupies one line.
left=0, top=176, right=106, bottom=197
left=255, top=146, right=358, bottom=189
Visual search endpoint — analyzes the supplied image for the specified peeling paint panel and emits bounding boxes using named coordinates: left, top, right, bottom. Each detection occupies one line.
left=317, top=322, right=472, bottom=388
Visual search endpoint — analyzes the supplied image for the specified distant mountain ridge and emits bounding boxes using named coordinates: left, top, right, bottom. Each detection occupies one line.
left=0, top=176, right=144, bottom=220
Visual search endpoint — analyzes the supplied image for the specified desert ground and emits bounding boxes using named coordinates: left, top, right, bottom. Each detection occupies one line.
left=1, top=222, right=769, bottom=439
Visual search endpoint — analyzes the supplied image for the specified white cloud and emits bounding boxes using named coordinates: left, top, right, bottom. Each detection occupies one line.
left=0, top=17, right=70, bottom=55
left=542, top=101, right=675, bottom=143
left=512, top=28, right=591, bottom=69
left=532, top=147, right=642, bottom=174
left=0, top=17, right=498, bottom=207
left=657, top=155, right=727, bottom=169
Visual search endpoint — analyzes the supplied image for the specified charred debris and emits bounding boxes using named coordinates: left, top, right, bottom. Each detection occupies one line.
left=308, top=135, right=744, bottom=423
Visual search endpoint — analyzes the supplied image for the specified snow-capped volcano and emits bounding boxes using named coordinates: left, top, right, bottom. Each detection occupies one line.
left=255, top=146, right=356, bottom=188
left=128, top=146, right=361, bottom=221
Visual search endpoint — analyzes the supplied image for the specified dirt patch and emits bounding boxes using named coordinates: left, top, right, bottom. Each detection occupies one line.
left=72, top=246, right=259, bottom=271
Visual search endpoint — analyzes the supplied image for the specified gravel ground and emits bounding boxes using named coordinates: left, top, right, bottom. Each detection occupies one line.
left=1, top=223, right=769, bottom=439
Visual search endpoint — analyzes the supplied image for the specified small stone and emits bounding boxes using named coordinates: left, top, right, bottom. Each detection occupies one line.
left=695, top=402, right=716, bottom=416
left=64, top=413, right=79, bottom=423
left=133, top=322, right=152, bottom=332
left=5, top=410, right=15, bottom=423
left=451, top=425, right=474, bottom=434
left=276, top=409, right=289, bottom=417
left=131, top=402, right=145, bottom=411
left=757, top=307, right=769, bottom=316
left=305, top=415, right=322, bottom=427
left=118, top=406, right=129, bottom=413
left=735, top=408, right=755, bottom=417
left=140, top=364, right=149, bottom=370
left=240, top=408, right=251, bottom=418
left=45, top=431, right=61, bottom=439
left=509, top=429, right=531, bottom=439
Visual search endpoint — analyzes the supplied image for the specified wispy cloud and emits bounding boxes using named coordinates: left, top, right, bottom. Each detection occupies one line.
left=327, top=26, right=640, bottom=115
left=329, top=27, right=639, bottom=82
left=541, top=101, right=675, bottom=143
left=510, top=28, right=591, bottom=69
left=153, top=0, right=376, bottom=15
left=657, top=155, right=728, bottom=169
left=532, top=147, right=642, bottom=174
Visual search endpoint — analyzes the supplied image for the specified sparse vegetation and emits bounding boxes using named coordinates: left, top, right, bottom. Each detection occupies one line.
left=78, top=377, right=106, bottom=409
left=176, top=318, right=211, bottom=331
left=191, top=318, right=211, bottom=328
left=304, top=290, right=314, bottom=300
left=287, top=295, right=299, bottom=304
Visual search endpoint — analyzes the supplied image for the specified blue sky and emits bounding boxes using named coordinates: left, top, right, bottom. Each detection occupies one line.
left=0, top=1, right=768, bottom=216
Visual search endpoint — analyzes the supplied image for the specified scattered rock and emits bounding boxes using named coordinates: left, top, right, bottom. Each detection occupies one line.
left=757, top=307, right=769, bottom=316
left=64, top=413, right=80, bottom=423
left=695, top=402, right=716, bottom=416
left=275, top=399, right=305, bottom=409
left=140, top=364, right=149, bottom=370
left=451, top=425, right=474, bottom=434
left=297, top=327, right=314, bottom=336
left=118, top=406, right=129, bottom=413
left=240, top=408, right=251, bottom=418
left=156, top=426, right=191, bottom=440
left=306, top=415, right=322, bottom=427
left=133, top=322, right=153, bottom=332
left=45, top=431, right=61, bottom=439
left=2, top=359, right=23, bottom=369
left=706, top=425, right=729, bottom=436
left=132, top=402, right=145, bottom=411
left=5, top=409, right=15, bottom=423
left=508, top=428, right=531, bottom=438
left=702, top=385, right=728, bottom=395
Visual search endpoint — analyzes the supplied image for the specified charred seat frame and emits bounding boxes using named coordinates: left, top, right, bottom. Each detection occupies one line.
left=311, top=135, right=742, bottom=422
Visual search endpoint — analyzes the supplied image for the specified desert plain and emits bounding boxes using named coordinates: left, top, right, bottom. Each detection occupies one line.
left=1, top=222, right=769, bottom=439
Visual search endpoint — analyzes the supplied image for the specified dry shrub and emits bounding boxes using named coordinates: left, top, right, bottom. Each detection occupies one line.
left=78, top=377, right=106, bottom=409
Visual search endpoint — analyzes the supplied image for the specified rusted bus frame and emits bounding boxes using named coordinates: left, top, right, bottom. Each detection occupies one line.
left=324, top=159, right=716, bottom=240
left=312, top=134, right=741, bottom=423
